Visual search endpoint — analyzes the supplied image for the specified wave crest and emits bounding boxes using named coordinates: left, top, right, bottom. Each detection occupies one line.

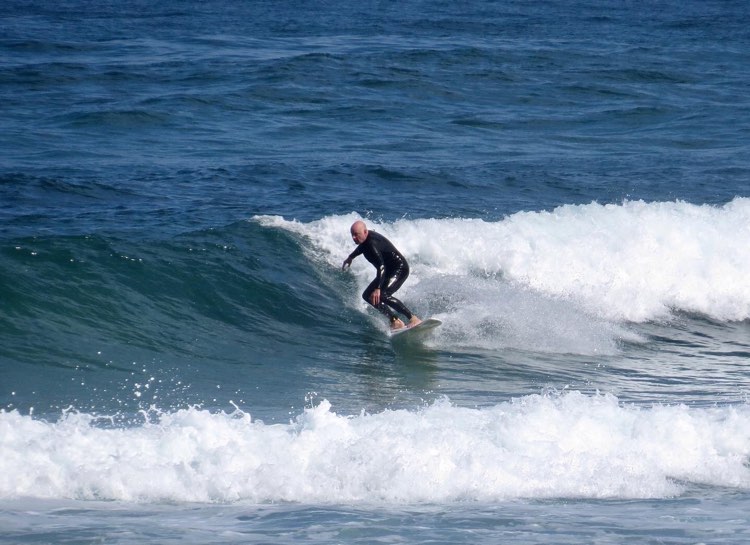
left=257, top=198, right=750, bottom=323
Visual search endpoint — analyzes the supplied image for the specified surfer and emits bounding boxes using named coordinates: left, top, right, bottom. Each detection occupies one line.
left=342, top=220, right=422, bottom=330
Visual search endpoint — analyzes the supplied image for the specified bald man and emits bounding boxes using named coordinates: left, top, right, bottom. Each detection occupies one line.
left=342, top=221, right=421, bottom=330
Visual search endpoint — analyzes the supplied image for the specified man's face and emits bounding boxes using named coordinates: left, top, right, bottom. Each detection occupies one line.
left=351, top=224, right=368, bottom=244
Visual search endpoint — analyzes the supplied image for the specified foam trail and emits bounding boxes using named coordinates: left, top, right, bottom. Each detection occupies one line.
left=256, top=198, right=750, bottom=324
left=1, top=394, right=749, bottom=503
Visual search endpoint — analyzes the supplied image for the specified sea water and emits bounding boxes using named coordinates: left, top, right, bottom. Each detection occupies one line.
left=2, top=1, right=750, bottom=543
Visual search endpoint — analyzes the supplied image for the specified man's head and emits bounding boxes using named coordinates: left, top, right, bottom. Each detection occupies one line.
left=350, top=220, right=368, bottom=244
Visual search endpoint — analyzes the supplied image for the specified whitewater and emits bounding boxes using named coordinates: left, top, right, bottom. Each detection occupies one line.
left=2, top=394, right=749, bottom=504
left=260, top=198, right=750, bottom=325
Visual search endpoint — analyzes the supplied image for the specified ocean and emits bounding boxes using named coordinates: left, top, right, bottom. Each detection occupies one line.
left=2, top=0, right=750, bottom=543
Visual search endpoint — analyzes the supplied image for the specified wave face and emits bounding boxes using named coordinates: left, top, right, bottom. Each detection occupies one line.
left=0, top=220, right=341, bottom=418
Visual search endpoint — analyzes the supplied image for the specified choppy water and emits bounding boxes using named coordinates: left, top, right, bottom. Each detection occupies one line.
left=2, top=0, right=750, bottom=543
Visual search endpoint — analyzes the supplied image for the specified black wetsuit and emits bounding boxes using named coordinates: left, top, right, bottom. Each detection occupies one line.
left=345, top=230, right=414, bottom=322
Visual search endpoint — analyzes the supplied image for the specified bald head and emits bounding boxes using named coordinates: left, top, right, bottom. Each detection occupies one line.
left=350, top=220, right=368, bottom=244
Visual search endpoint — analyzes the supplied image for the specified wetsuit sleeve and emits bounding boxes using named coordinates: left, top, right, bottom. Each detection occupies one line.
left=346, top=245, right=364, bottom=262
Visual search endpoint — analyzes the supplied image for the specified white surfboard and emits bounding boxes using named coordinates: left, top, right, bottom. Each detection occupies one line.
left=390, top=318, right=442, bottom=339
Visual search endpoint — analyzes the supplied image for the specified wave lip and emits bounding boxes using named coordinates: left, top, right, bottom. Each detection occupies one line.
left=2, top=393, right=749, bottom=504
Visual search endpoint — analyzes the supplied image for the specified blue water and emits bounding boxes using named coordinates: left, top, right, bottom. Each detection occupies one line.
left=3, top=0, right=750, bottom=543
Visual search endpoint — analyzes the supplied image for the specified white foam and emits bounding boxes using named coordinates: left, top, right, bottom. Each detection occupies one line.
left=2, top=394, right=749, bottom=503
left=256, top=198, right=750, bottom=325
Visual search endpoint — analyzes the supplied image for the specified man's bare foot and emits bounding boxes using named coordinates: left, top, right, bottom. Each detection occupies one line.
left=390, top=318, right=406, bottom=330
left=408, top=316, right=422, bottom=328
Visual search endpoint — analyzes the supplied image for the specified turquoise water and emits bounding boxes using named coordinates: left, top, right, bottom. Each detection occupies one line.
left=2, top=1, right=750, bottom=543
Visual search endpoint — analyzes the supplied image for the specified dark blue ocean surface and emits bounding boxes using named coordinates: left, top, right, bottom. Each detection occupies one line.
left=3, top=0, right=749, bottom=238
left=2, top=1, right=750, bottom=544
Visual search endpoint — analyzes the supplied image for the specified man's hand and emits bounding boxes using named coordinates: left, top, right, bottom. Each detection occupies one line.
left=342, top=258, right=352, bottom=270
left=370, top=288, right=381, bottom=306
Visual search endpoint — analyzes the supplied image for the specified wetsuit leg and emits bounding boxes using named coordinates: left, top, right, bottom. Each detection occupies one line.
left=381, top=265, right=413, bottom=319
left=362, top=265, right=413, bottom=321
left=363, top=278, right=395, bottom=320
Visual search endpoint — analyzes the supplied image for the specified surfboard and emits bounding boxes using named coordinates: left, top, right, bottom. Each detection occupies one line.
left=390, top=318, right=442, bottom=340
